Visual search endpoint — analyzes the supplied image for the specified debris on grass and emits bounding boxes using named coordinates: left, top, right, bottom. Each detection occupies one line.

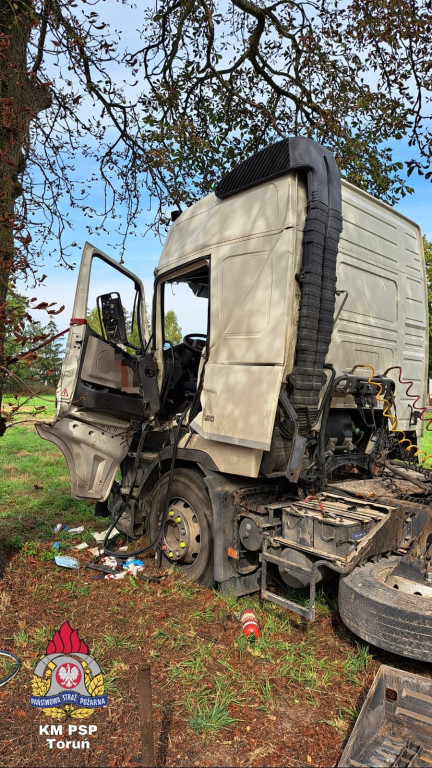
left=73, top=541, right=89, bottom=551
left=86, top=554, right=146, bottom=580
left=64, top=525, right=85, bottom=535
left=54, top=555, right=79, bottom=569
left=123, top=557, right=145, bottom=569
left=105, top=570, right=127, bottom=580
left=92, top=527, right=119, bottom=544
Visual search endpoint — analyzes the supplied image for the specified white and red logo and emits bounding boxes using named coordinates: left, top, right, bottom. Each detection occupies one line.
left=55, top=662, right=82, bottom=689
left=30, top=621, right=107, bottom=719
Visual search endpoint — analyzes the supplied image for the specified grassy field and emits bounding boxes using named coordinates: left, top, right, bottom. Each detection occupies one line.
left=0, top=395, right=104, bottom=550
left=420, top=415, right=432, bottom=459
left=0, top=397, right=431, bottom=766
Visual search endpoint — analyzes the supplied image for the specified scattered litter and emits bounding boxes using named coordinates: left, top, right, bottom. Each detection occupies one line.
left=119, top=546, right=128, bottom=552
left=54, top=555, right=79, bottom=569
left=105, top=571, right=127, bottom=580
left=123, top=565, right=141, bottom=577
left=51, top=542, right=60, bottom=552
left=86, top=556, right=120, bottom=576
left=54, top=523, right=62, bottom=533
left=90, top=547, right=103, bottom=556
left=123, top=557, right=145, bottom=568
left=92, top=528, right=119, bottom=544
left=240, top=609, right=260, bottom=642
left=74, top=542, right=89, bottom=551
left=121, top=557, right=145, bottom=579
left=86, top=553, right=146, bottom=580
left=66, top=526, right=85, bottom=535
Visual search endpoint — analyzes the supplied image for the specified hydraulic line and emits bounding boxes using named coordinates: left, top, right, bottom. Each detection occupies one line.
left=383, top=366, right=429, bottom=420
left=102, top=408, right=189, bottom=559
left=351, top=364, right=432, bottom=466
left=381, top=365, right=432, bottom=465
left=384, top=365, right=432, bottom=439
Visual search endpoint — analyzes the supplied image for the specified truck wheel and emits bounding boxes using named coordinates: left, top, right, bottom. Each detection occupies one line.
left=338, top=556, right=432, bottom=662
left=148, top=468, right=214, bottom=587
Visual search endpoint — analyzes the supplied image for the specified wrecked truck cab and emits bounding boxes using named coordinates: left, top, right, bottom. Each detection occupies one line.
left=36, top=137, right=432, bottom=663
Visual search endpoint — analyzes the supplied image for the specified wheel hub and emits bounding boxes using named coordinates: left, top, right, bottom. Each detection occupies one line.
left=163, top=498, right=201, bottom=565
left=378, top=563, right=432, bottom=598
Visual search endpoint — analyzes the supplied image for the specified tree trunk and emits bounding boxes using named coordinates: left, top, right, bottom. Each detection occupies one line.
left=0, top=1, right=51, bottom=427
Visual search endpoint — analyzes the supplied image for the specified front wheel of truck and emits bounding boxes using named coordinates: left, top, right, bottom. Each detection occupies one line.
left=338, top=555, right=432, bottom=662
left=148, top=468, right=214, bottom=587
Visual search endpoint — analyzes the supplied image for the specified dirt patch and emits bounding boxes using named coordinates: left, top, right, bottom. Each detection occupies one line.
left=0, top=550, right=430, bottom=768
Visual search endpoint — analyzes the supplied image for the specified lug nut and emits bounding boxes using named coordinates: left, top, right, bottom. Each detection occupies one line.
left=175, top=516, right=182, bottom=523
left=180, top=541, right=186, bottom=548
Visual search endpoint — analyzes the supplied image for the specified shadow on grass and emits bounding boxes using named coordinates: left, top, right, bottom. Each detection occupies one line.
left=0, top=540, right=16, bottom=579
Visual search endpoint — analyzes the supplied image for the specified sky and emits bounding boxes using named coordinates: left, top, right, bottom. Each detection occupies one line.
left=22, top=146, right=432, bottom=343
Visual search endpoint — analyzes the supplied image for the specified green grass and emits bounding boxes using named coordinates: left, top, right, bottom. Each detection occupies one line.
left=343, top=643, right=372, bottom=681
left=62, top=581, right=90, bottom=598
left=186, top=680, right=241, bottom=734
left=0, top=656, right=18, bottom=678
left=103, top=634, right=134, bottom=650
left=2, top=393, right=57, bottom=424
left=0, top=413, right=110, bottom=549
left=13, top=628, right=30, bottom=648
left=421, top=415, right=432, bottom=460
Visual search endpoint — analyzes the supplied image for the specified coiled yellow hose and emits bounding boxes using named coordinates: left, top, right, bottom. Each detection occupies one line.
left=349, top=364, right=432, bottom=466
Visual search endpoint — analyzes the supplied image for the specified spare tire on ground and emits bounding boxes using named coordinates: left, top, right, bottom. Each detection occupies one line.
left=338, top=555, right=432, bottom=662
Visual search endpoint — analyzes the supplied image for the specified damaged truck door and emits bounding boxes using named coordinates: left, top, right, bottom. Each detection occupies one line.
left=36, top=244, right=158, bottom=501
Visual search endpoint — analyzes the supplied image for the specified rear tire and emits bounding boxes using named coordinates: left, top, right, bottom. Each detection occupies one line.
left=148, top=468, right=214, bottom=587
left=339, top=556, right=432, bottom=662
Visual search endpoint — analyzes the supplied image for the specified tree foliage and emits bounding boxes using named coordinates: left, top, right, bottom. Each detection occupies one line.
left=423, top=236, right=432, bottom=379
left=138, top=0, right=432, bottom=214
left=5, top=313, right=63, bottom=393
left=164, top=310, right=182, bottom=346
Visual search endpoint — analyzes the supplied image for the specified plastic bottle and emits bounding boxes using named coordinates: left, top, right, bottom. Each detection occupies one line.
left=240, top=609, right=260, bottom=641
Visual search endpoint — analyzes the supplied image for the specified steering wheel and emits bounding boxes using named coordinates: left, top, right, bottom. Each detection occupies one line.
left=182, top=333, right=207, bottom=352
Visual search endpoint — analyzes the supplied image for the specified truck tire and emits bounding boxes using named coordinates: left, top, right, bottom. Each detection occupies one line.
left=338, top=556, right=432, bottom=662
left=148, top=468, right=214, bottom=587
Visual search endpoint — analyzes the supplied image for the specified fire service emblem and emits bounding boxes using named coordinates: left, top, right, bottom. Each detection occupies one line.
left=30, top=621, right=107, bottom=719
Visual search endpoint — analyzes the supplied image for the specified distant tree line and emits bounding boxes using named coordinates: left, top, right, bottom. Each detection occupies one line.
left=4, top=293, right=64, bottom=394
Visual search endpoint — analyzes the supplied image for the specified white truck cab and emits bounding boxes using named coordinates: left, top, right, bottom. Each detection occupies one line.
left=37, top=137, right=432, bottom=662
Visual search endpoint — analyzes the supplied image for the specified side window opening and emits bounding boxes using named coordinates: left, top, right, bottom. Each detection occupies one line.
left=86, top=255, right=144, bottom=355
left=160, top=263, right=209, bottom=416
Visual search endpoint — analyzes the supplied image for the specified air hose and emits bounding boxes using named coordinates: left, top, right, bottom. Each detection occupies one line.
left=102, top=408, right=188, bottom=559
left=351, top=364, right=432, bottom=466
left=0, top=650, right=20, bottom=688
